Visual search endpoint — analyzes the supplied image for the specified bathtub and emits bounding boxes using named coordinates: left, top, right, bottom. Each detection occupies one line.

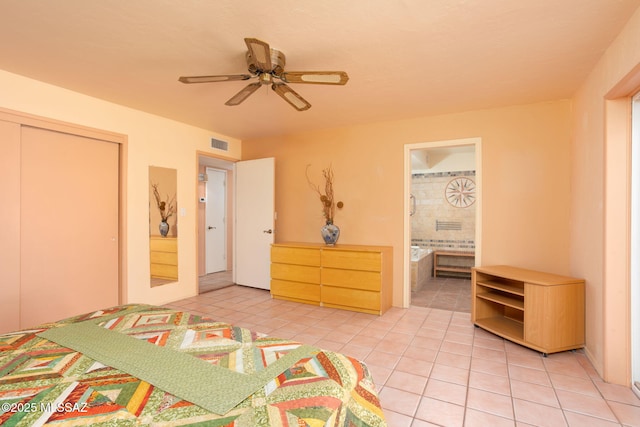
left=411, top=246, right=433, bottom=291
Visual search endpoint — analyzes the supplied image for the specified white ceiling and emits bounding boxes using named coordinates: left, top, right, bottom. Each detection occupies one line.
left=1, top=0, right=638, bottom=141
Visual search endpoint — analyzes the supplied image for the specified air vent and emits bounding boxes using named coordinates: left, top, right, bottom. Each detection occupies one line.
left=210, top=137, right=228, bottom=151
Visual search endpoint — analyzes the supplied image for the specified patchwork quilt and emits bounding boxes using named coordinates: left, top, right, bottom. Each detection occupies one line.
left=0, top=304, right=387, bottom=426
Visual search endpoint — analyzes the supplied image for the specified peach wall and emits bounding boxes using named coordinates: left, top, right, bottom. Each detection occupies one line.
left=571, top=8, right=640, bottom=385
left=242, top=100, right=573, bottom=307
left=0, top=69, right=241, bottom=306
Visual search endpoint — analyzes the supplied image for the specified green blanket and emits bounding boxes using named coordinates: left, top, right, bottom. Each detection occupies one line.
left=38, top=321, right=315, bottom=415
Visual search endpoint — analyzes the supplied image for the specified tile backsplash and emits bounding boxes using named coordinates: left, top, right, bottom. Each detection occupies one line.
left=411, top=171, right=476, bottom=252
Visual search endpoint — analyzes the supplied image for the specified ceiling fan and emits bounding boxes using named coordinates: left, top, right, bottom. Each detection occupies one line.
left=178, top=38, right=349, bottom=111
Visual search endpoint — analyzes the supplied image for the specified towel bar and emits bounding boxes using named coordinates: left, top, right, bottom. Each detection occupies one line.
left=436, top=220, right=462, bottom=231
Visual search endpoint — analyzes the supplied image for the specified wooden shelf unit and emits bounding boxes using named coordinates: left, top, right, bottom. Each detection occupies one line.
left=472, top=265, right=585, bottom=355
left=433, top=250, right=475, bottom=278
left=270, top=243, right=393, bottom=315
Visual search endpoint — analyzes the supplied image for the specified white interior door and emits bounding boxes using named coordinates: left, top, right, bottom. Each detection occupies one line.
left=205, top=168, right=227, bottom=273
left=235, top=158, right=275, bottom=290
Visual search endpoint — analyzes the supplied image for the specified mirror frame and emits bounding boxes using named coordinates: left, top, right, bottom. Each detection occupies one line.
left=149, top=166, right=178, bottom=286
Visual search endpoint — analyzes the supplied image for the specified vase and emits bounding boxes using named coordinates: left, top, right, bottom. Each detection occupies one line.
left=159, top=221, right=169, bottom=237
left=321, top=221, right=340, bottom=246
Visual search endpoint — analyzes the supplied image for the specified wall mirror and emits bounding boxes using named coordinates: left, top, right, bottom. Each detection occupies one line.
left=149, top=166, right=178, bottom=286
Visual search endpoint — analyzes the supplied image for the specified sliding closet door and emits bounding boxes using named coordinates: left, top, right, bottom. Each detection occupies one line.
left=0, top=120, right=21, bottom=332
left=20, top=126, right=119, bottom=327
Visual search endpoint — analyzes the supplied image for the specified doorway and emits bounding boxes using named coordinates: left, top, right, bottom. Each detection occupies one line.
left=205, top=167, right=227, bottom=273
left=403, top=137, right=482, bottom=308
left=196, top=155, right=276, bottom=293
left=197, top=154, right=234, bottom=293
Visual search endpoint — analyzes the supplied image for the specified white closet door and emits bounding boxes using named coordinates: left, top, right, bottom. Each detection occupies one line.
left=20, top=126, right=119, bottom=327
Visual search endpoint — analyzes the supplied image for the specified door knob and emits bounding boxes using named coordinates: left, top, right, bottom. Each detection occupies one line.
left=208, top=226, right=216, bottom=230
left=263, top=229, right=273, bottom=234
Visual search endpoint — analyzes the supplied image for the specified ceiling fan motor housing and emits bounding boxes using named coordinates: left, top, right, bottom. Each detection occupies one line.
left=246, top=48, right=285, bottom=77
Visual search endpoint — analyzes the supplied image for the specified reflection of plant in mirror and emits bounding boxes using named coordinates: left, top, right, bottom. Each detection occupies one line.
left=151, top=183, right=176, bottom=222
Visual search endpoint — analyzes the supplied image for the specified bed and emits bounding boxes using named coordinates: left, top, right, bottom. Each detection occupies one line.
left=0, top=304, right=387, bottom=426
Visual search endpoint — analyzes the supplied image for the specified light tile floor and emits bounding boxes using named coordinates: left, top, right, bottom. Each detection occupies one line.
left=198, top=270, right=234, bottom=293
left=165, top=285, right=640, bottom=426
left=411, top=276, right=472, bottom=312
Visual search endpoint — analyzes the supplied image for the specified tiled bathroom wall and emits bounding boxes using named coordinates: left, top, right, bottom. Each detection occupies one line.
left=411, top=171, right=476, bottom=251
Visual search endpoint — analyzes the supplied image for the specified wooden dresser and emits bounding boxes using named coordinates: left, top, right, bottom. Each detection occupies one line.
left=150, top=236, right=178, bottom=281
left=472, top=265, right=585, bottom=355
left=271, top=243, right=393, bottom=315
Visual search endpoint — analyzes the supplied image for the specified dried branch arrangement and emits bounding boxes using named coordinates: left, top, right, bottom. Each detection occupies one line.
left=306, top=164, right=344, bottom=223
left=151, top=183, right=176, bottom=222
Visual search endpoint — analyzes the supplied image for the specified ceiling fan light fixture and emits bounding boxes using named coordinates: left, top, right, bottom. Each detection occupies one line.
left=259, top=73, right=273, bottom=84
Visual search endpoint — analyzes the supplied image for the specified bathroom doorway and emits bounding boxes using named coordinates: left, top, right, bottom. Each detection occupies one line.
left=403, top=138, right=482, bottom=309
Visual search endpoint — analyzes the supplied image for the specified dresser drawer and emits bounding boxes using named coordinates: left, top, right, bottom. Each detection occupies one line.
left=271, top=246, right=321, bottom=266
left=150, top=263, right=178, bottom=280
left=322, top=268, right=381, bottom=291
left=270, top=243, right=392, bottom=315
left=150, top=237, right=177, bottom=253
left=150, top=251, right=177, bottom=265
left=271, top=263, right=321, bottom=284
left=322, top=286, right=381, bottom=313
left=321, top=250, right=381, bottom=271
left=271, top=279, right=320, bottom=304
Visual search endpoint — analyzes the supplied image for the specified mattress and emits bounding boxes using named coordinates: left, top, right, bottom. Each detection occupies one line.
left=0, top=304, right=387, bottom=426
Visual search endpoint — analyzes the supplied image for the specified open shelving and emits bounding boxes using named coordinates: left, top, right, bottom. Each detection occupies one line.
left=472, top=265, right=585, bottom=355
left=433, top=251, right=475, bottom=278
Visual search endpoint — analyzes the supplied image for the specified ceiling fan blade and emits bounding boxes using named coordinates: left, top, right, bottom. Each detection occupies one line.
left=245, top=38, right=272, bottom=72
left=225, top=82, right=262, bottom=106
left=281, top=71, right=349, bottom=85
left=272, top=83, right=311, bottom=111
left=179, top=74, right=252, bottom=84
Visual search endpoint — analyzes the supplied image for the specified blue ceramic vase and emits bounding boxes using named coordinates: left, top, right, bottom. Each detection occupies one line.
left=321, top=220, right=340, bottom=245
left=159, top=221, right=169, bottom=237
